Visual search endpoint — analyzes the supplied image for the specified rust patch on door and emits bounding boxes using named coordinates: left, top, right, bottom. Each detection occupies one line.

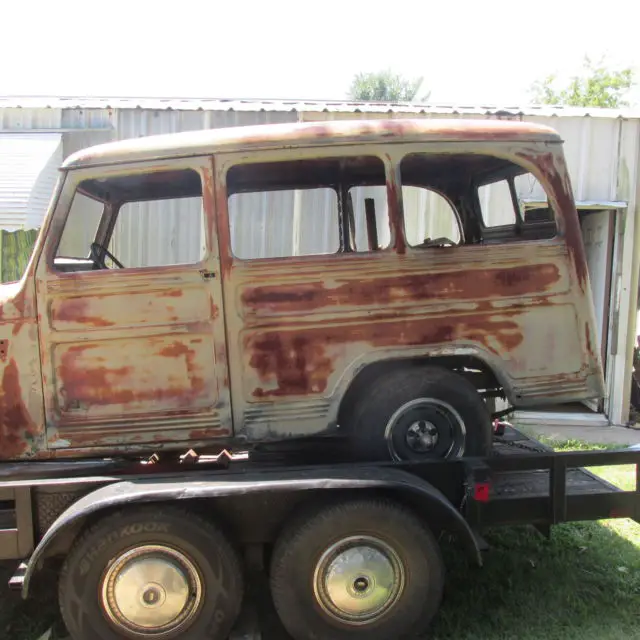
left=57, top=340, right=209, bottom=412
left=52, top=297, right=115, bottom=328
left=242, top=263, right=561, bottom=314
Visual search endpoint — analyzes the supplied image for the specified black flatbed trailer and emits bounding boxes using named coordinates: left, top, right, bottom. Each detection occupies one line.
left=0, top=425, right=638, bottom=640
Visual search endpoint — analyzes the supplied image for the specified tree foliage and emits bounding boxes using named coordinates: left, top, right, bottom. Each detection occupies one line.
left=348, top=69, right=429, bottom=102
left=531, top=57, right=634, bottom=108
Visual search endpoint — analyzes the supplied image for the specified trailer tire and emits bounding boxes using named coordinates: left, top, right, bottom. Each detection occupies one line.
left=344, top=366, right=492, bottom=461
left=58, top=506, right=243, bottom=640
left=270, top=499, right=444, bottom=640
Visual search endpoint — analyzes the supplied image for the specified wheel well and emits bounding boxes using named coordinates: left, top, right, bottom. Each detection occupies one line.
left=338, top=356, right=502, bottom=425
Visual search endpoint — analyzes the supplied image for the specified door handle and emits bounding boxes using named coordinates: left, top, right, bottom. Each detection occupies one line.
left=199, top=270, right=216, bottom=280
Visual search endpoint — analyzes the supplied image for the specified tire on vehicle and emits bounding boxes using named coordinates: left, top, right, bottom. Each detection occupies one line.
left=343, top=365, right=492, bottom=461
left=58, top=505, right=244, bottom=640
left=270, top=499, right=445, bottom=640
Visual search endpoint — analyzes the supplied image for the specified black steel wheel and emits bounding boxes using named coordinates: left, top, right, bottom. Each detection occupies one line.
left=59, top=506, right=243, bottom=640
left=270, top=499, right=445, bottom=640
left=344, top=366, right=492, bottom=461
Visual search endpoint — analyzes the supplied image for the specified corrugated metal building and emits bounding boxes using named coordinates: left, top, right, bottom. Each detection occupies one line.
left=0, top=97, right=639, bottom=430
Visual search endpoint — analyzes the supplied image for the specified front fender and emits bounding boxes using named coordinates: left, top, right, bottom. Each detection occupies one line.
left=22, top=465, right=482, bottom=597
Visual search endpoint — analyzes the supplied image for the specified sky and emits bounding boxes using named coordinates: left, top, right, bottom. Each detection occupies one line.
left=1, top=0, right=639, bottom=105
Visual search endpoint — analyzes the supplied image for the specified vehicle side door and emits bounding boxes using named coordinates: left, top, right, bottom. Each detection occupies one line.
left=35, top=158, right=232, bottom=455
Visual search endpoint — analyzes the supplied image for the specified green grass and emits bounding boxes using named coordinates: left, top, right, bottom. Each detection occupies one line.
left=1, top=436, right=638, bottom=640
left=431, top=519, right=640, bottom=640
left=429, top=435, right=640, bottom=639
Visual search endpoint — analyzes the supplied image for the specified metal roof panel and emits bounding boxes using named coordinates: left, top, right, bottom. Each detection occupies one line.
left=0, top=96, right=638, bottom=119
left=62, top=118, right=562, bottom=169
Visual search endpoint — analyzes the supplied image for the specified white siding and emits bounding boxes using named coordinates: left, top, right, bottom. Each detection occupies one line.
left=0, top=107, right=62, bottom=131
left=0, top=133, right=62, bottom=231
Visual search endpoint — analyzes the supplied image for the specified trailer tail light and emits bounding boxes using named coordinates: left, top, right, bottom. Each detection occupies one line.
left=474, top=482, right=491, bottom=502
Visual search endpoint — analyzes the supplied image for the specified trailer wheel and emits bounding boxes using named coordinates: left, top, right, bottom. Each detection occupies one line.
left=344, top=366, right=492, bottom=461
left=58, top=506, right=243, bottom=640
left=270, top=499, right=444, bottom=640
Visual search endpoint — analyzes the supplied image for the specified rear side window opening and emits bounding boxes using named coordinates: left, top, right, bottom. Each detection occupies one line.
left=399, top=152, right=558, bottom=248
left=225, top=156, right=391, bottom=260
left=476, top=171, right=557, bottom=243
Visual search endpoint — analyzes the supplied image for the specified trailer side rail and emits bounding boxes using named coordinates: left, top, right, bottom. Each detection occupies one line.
left=465, top=447, right=640, bottom=529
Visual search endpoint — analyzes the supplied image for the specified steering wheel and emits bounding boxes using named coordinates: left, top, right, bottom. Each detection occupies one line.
left=420, top=236, right=457, bottom=248
left=90, top=242, right=125, bottom=269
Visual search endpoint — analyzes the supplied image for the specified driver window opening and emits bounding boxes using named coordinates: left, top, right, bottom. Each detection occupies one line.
left=53, top=168, right=206, bottom=272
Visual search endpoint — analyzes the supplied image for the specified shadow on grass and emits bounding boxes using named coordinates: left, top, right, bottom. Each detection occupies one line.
left=0, top=563, right=61, bottom=640
left=1, top=521, right=638, bottom=640
left=431, top=521, right=640, bottom=640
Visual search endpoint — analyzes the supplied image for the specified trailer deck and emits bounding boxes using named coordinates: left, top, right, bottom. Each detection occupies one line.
left=492, top=427, right=624, bottom=500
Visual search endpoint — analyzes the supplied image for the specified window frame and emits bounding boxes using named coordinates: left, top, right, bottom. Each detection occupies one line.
left=476, top=174, right=523, bottom=230
left=219, top=149, right=394, bottom=264
left=227, top=184, right=342, bottom=260
left=474, top=166, right=558, bottom=242
left=397, top=152, right=465, bottom=252
left=107, top=191, right=207, bottom=269
left=54, top=188, right=111, bottom=262
left=345, top=184, right=392, bottom=253
left=400, top=183, right=464, bottom=249
left=45, top=158, right=212, bottom=275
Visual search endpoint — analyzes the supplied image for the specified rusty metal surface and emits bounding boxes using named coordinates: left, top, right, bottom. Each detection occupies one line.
left=215, top=141, right=603, bottom=442
left=0, top=120, right=604, bottom=460
left=0, top=280, right=46, bottom=459
left=27, top=160, right=233, bottom=458
left=62, top=119, right=562, bottom=170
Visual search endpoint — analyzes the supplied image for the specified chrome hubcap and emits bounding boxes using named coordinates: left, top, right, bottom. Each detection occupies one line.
left=101, top=545, right=203, bottom=637
left=314, top=536, right=405, bottom=625
left=406, top=420, right=439, bottom=452
left=385, top=398, right=466, bottom=460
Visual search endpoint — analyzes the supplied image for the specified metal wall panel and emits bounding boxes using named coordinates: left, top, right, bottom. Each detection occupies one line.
left=0, top=108, right=62, bottom=132
left=0, top=133, right=62, bottom=230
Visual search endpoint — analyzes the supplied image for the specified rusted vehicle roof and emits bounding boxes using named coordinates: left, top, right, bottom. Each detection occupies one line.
left=62, top=119, right=562, bottom=169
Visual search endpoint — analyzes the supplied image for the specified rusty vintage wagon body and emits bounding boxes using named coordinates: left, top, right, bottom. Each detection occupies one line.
left=0, top=118, right=603, bottom=460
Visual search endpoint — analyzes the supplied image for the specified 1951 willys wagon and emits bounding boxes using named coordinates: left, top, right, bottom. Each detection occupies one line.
left=0, top=118, right=603, bottom=462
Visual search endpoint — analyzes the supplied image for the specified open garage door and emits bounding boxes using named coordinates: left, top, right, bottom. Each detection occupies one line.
left=512, top=203, right=623, bottom=429
left=580, top=208, right=615, bottom=412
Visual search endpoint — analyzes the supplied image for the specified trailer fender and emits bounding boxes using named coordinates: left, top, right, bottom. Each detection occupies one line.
left=22, top=465, right=482, bottom=598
